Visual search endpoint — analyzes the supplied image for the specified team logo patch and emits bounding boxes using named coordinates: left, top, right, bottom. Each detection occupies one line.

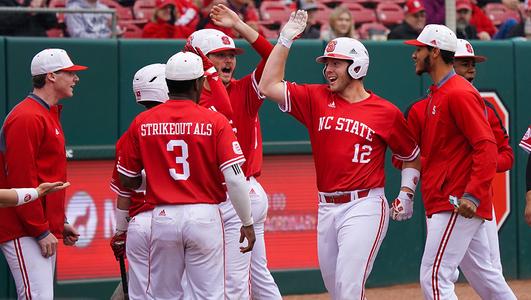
left=232, top=141, right=243, bottom=155
left=466, top=43, right=474, bottom=54
left=221, top=36, right=231, bottom=45
left=55, top=128, right=60, bottom=135
left=349, top=48, right=358, bottom=55
left=430, top=39, right=437, bottom=46
left=23, top=194, right=31, bottom=202
left=328, top=101, right=336, bottom=108
left=524, top=128, right=531, bottom=141
left=135, top=90, right=141, bottom=99
left=325, top=40, right=337, bottom=52
left=159, top=209, right=166, bottom=216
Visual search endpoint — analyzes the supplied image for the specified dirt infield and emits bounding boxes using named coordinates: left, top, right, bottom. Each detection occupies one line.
left=284, top=279, right=531, bottom=299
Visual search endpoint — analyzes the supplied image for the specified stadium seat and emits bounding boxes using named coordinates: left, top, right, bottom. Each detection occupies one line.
left=375, top=2, right=404, bottom=26
left=344, top=3, right=377, bottom=24
left=133, top=0, right=156, bottom=22
left=375, top=0, right=406, bottom=5
left=46, top=28, right=64, bottom=37
left=259, top=23, right=280, bottom=39
left=484, top=3, right=520, bottom=26
left=100, top=0, right=134, bottom=20
left=119, top=22, right=143, bottom=38
left=358, top=21, right=388, bottom=39
left=260, top=1, right=292, bottom=23
left=313, top=3, right=332, bottom=25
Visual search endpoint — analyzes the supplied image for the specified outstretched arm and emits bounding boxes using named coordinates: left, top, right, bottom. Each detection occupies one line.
left=258, top=10, right=307, bottom=105
left=0, top=182, right=70, bottom=208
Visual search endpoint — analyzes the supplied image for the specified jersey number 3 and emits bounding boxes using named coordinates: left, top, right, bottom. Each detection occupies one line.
left=167, top=140, right=190, bottom=180
left=352, top=143, right=372, bottom=164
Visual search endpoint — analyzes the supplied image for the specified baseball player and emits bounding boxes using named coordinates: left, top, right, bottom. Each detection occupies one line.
left=0, top=182, right=70, bottom=208
left=0, top=48, right=85, bottom=299
left=117, top=51, right=255, bottom=299
left=404, top=25, right=516, bottom=299
left=520, top=125, right=531, bottom=226
left=259, top=11, right=421, bottom=299
left=188, top=5, right=282, bottom=299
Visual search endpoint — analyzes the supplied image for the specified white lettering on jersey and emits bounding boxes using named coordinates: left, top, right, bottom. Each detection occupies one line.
left=319, top=116, right=375, bottom=142
left=140, top=122, right=212, bottom=136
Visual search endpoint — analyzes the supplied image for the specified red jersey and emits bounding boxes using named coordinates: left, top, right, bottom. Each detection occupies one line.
left=118, top=100, right=245, bottom=205
left=110, top=134, right=154, bottom=218
left=421, top=73, right=497, bottom=220
left=282, top=84, right=419, bottom=193
left=0, top=95, right=67, bottom=242
left=520, top=124, right=531, bottom=153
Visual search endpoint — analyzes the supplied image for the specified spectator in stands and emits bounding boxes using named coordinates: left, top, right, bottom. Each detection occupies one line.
left=320, top=5, right=358, bottom=41
left=507, top=0, right=531, bottom=38
left=470, top=0, right=496, bottom=39
left=65, top=0, right=113, bottom=38
left=0, top=0, right=58, bottom=36
left=299, top=0, right=320, bottom=39
left=388, top=0, right=426, bottom=40
left=204, top=0, right=260, bottom=37
left=142, top=0, right=196, bottom=38
left=456, top=0, right=481, bottom=39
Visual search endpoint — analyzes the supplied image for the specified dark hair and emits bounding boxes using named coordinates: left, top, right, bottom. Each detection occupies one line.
left=32, top=74, right=46, bottom=89
left=427, top=46, right=455, bottom=64
left=166, top=79, right=196, bottom=95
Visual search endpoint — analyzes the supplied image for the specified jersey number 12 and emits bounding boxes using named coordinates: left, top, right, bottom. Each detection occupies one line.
left=352, top=143, right=372, bottom=164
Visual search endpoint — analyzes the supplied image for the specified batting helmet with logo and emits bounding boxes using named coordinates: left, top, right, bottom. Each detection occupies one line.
left=316, top=37, right=370, bottom=79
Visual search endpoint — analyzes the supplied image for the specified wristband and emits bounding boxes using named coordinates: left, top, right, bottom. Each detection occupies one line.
left=14, top=188, right=39, bottom=206
left=205, top=66, right=217, bottom=77
left=401, top=168, right=420, bottom=192
left=115, top=208, right=130, bottom=232
left=277, top=36, right=293, bottom=49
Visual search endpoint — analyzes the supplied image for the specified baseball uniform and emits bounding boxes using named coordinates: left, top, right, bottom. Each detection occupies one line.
left=520, top=125, right=531, bottom=153
left=118, top=99, right=245, bottom=299
left=280, top=83, right=419, bottom=299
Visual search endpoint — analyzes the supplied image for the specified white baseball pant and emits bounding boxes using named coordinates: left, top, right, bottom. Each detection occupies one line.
left=420, top=211, right=516, bottom=300
left=1, top=236, right=56, bottom=300
left=126, top=210, right=153, bottom=300
left=147, top=204, right=224, bottom=300
left=317, top=188, right=389, bottom=300
left=219, top=177, right=281, bottom=300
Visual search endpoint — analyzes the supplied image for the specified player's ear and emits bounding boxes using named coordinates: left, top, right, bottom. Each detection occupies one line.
left=46, top=72, right=57, bottom=83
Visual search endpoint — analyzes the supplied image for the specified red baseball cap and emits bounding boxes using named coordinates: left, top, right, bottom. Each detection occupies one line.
left=404, top=0, right=425, bottom=15
left=456, top=0, right=472, bottom=11
left=156, top=0, right=175, bottom=9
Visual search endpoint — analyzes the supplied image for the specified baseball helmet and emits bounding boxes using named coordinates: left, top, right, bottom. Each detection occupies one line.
left=454, top=39, right=486, bottom=62
left=132, top=63, right=169, bottom=103
left=188, top=29, right=244, bottom=56
left=316, top=37, right=370, bottom=79
left=166, top=51, right=204, bottom=81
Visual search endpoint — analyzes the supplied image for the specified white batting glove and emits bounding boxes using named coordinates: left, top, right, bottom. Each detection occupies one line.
left=391, top=191, right=414, bottom=221
left=278, top=10, right=308, bottom=49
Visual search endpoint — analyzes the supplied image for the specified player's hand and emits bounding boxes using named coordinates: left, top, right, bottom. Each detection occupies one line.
left=110, top=232, right=127, bottom=260
left=210, top=4, right=240, bottom=28
left=280, top=10, right=307, bottom=41
left=456, top=198, right=477, bottom=219
left=195, top=47, right=217, bottom=76
left=37, top=232, right=58, bottom=258
left=390, top=191, right=414, bottom=221
left=239, top=224, right=256, bottom=253
left=477, top=31, right=491, bottom=41
left=36, top=182, right=70, bottom=198
left=525, top=191, right=531, bottom=226
left=63, top=223, right=80, bottom=246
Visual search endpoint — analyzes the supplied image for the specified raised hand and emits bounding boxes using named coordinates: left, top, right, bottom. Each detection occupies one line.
left=210, top=4, right=241, bottom=29
left=280, top=10, right=308, bottom=41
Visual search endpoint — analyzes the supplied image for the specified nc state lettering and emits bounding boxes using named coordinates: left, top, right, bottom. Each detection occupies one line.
left=318, top=116, right=374, bottom=141
left=141, top=122, right=213, bottom=136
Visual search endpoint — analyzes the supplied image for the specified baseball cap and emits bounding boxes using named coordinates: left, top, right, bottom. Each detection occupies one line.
left=30, top=48, right=88, bottom=76
left=165, top=52, right=204, bottom=81
left=454, top=39, right=486, bottom=62
left=404, top=0, right=425, bottom=15
left=133, top=63, right=169, bottom=103
left=456, top=0, right=472, bottom=11
left=189, top=29, right=244, bottom=56
left=404, top=24, right=457, bottom=52
left=155, top=0, right=174, bottom=9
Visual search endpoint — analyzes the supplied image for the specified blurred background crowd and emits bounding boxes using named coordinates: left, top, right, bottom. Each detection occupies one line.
left=0, top=0, right=529, bottom=41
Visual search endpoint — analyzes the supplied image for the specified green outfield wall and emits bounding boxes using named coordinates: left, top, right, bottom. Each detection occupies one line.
left=0, top=38, right=530, bottom=298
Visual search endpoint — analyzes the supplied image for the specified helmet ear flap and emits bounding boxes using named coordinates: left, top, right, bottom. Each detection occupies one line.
left=347, top=62, right=356, bottom=79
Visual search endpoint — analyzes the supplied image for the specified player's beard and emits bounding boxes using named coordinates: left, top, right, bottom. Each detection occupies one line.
left=416, top=55, right=431, bottom=75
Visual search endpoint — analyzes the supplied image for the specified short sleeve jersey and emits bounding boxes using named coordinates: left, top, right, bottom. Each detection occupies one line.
left=200, top=72, right=264, bottom=178
left=520, top=125, right=531, bottom=153
left=281, top=83, right=419, bottom=193
left=118, top=100, right=245, bottom=205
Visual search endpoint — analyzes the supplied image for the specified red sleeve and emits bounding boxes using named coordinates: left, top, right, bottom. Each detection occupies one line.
left=519, top=125, right=531, bottom=153
left=251, top=34, right=274, bottom=82
left=281, top=82, right=314, bottom=128
left=216, top=117, right=246, bottom=171
left=448, top=90, right=497, bottom=200
left=117, top=120, right=143, bottom=178
left=391, top=100, right=425, bottom=169
left=471, top=5, right=497, bottom=36
left=5, top=114, right=49, bottom=237
left=206, top=75, right=234, bottom=121
left=142, top=23, right=158, bottom=38
left=111, top=136, right=133, bottom=198
left=385, top=107, right=420, bottom=162
left=486, top=104, right=513, bottom=172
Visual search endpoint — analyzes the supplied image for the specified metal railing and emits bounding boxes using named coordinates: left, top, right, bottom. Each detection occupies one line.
left=0, top=7, right=118, bottom=38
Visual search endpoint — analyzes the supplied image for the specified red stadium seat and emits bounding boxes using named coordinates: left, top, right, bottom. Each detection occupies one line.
left=259, top=23, right=280, bottom=39
left=133, top=0, right=156, bottom=22
left=375, top=2, right=404, bottom=26
left=312, top=3, right=332, bottom=25
left=119, top=22, right=143, bottom=38
left=344, top=3, right=377, bottom=24
left=260, top=1, right=292, bottom=23
left=358, top=22, right=389, bottom=39
left=484, top=3, right=520, bottom=26
left=46, top=28, right=64, bottom=37
left=100, top=0, right=134, bottom=20
left=375, top=0, right=406, bottom=5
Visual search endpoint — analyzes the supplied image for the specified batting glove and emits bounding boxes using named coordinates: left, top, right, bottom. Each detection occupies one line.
left=391, top=191, right=414, bottom=221
left=110, top=232, right=127, bottom=260
left=278, top=10, right=307, bottom=49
